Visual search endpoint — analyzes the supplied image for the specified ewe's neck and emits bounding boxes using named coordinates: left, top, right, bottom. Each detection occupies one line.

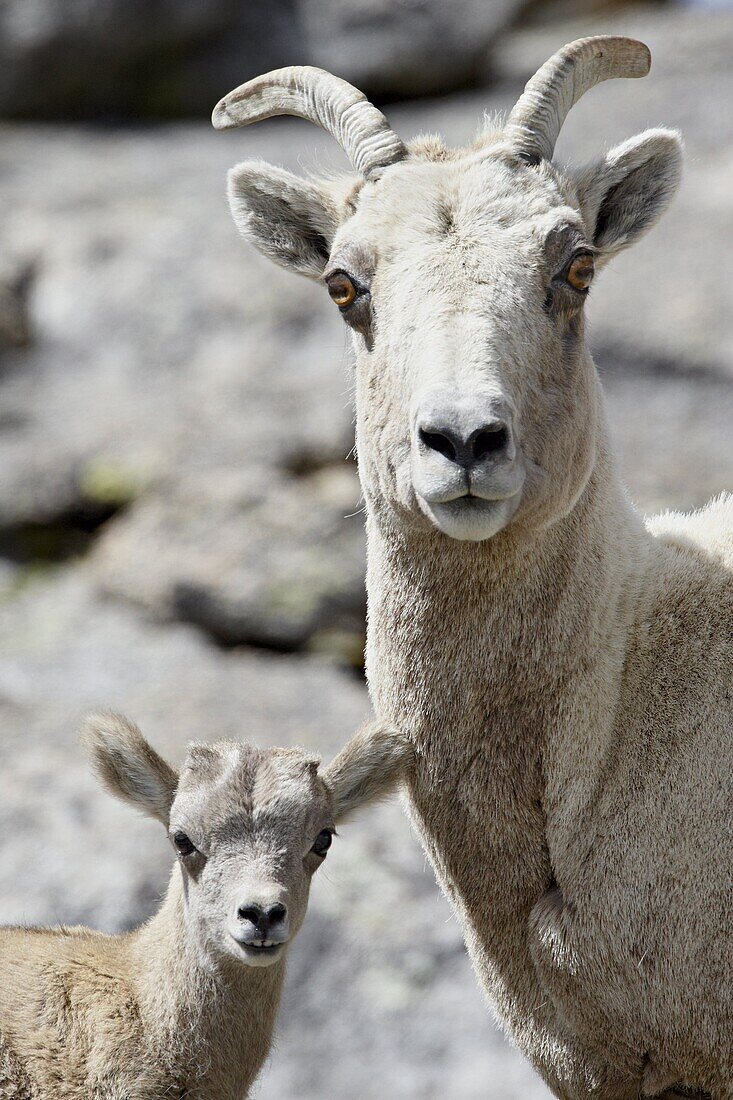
left=131, top=871, right=285, bottom=1093
left=364, top=415, right=648, bottom=720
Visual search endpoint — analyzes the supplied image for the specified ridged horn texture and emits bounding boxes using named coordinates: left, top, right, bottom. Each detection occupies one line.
left=504, top=36, right=652, bottom=164
left=212, top=66, right=407, bottom=181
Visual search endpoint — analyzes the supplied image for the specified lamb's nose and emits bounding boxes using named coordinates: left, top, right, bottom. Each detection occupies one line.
left=418, top=420, right=510, bottom=468
left=237, top=902, right=288, bottom=939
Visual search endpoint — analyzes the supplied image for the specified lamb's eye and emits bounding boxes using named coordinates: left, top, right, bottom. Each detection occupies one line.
left=172, top=831, right=196, bottom=857
left=566, top=252, right=594, bottom=292
left=311, top=829, right=333, bottom=857
left=326, top=272, right=357, bottom=308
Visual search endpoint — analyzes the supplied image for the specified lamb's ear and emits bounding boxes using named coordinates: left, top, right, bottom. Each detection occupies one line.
left=575, top=128, right=682, bottom=264
left=81, top=712, right=178, bottom=825
left=227, top=160, right=342, bottom=278
left=323, top=721, right=414, bottom=823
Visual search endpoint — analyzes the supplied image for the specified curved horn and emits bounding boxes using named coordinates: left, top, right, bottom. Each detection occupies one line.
left=212, top=66, right=407, bottom=181
left=504, top=36, right=651, bottom=164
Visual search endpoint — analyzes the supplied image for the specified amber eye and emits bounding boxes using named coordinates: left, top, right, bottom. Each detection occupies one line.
left=566, top=252, right=594, bottom=292
left=326, top=272, right=358, bottom=308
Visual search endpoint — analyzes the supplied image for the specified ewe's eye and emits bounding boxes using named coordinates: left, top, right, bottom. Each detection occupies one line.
left=172, top=831, right=196, bottom=857
left=326, top=271, right=358, bottom=309
left=566, top=251, right=594, bottom=292
left=311, top=829, right=333, bottom=857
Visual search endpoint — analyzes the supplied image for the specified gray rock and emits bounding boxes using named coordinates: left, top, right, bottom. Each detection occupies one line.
left=0, top=568, right=551, bottom=1098
left=0, top=0, right=531, bottom=120
left=0, top=123, right=354, bottom=527
left=0, top=254, right=33, bottom=352
left=600, top=355, right=733, bottom=517
left=0, top=0, right=302, bottom=119
left=91, top=464, right=366, bottom=655
left=303, top=0, right=526, bottom=99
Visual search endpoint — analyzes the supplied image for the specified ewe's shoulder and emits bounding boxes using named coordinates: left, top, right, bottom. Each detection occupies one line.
left=646, top=493, right=733, bottom=570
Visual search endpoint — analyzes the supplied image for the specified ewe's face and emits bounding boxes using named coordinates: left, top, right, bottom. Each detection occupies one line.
left=326, top=154, right=598, bottom=541
left=169, top=743, right=334, bottom=969
left=225, top=46, right=681, bottom=545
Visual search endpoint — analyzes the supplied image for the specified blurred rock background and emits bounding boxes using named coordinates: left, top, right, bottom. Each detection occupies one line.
left=0, top=1, right=731, bottom=1097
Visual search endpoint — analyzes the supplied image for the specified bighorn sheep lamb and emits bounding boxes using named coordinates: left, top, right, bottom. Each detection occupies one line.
left=0, top=714, right=411, bottom=1099
left=214, top=37, right=733, bottom=1099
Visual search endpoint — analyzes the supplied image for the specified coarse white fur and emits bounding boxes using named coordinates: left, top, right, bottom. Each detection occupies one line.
left=222, top=61, right=732, bottom=1100
left=0, top=715, right=411, bottom=1099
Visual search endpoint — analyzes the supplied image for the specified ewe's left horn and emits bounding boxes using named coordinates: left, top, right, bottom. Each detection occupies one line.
left=504, top=36, right=651, bottom=165
left=212, top=66, right=407, bottom=181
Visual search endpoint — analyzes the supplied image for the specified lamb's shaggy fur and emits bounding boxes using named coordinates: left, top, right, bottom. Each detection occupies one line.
left=220, top=42, right=732, bottom=1100
left=0, top=716, right=411, bottom=1099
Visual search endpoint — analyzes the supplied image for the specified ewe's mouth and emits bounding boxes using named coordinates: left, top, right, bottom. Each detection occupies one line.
left=239, top=940, right=284, bottom=956
left=419, top=491, right=523, bottom=542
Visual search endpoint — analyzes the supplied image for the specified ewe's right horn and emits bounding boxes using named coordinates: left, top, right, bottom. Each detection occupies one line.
left=212, top=66, right=407, bottom=181
left=504, top=36, right=651, bottom=164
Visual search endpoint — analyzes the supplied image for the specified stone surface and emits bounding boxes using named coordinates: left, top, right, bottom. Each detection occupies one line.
left=0, top=0, right=529, bottom=120
left=0, top=0, right=301, bottom=120
left=91, top=464, right=366, bottom=654
left=0, top=123, right=353, bottom=527
left=303, top=0, right=527, bottom=99
left=0, top=254, right=33, bottom=352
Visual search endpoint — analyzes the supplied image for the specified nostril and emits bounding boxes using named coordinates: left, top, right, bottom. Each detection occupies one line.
left=267, top=904, right=287, bottom=925
left=471, top=426, right=508, bottom=461
left=237, top=905, right=262, bottom=925
left=419, top=428, right=457, bottom=462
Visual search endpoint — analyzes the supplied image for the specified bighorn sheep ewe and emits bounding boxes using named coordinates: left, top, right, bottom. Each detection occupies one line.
left=214, top=37, right=733, bottom=1099
left=0, top=714, right=411, bottom=1099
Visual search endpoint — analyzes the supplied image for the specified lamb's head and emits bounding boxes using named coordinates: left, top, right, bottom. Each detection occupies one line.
left=215, top=38, right=682, bottom=542
left=82, top=714, right=412, bottom=968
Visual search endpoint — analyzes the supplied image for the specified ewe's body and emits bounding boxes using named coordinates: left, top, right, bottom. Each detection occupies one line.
left=0, top=716, right=410, bottom=1099
left=215, top=37, right=732, bottom=1099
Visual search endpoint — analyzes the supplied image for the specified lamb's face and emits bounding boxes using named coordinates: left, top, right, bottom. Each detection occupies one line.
left=325, top=152, right=599, bottom=541
left=169, top=742, right=334, bottom=969
left=83, top=712, right=412, bottom=970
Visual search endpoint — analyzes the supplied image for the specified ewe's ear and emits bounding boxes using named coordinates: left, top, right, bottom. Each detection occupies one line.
left=323, top=721, right=414, bottom=822
left=227, top=160, right=342, bottom=278
left=81, top=713, right=178, bottom=825
left=575, top=128, right=682, bottom=264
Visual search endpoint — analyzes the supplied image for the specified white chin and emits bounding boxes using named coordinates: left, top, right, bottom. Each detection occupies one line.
left=232, top=941, right=287, bottom=968
left=420, top=495, right=520, bottom=541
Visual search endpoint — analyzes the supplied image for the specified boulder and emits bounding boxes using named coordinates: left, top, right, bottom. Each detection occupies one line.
left=0, top=0, right=530, bottom=120
left=0, top=123, right=353, bottom=527
left=91, top=464, right=366, bottom=657
left=303, top=0, right=526, bottom=99
left=0, top=0, right=301, bottom=119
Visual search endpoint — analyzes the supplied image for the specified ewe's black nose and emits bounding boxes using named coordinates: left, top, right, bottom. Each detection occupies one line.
left=418, top=421, right=510, bottom=468
left=237, top=902, right=288, bottom=938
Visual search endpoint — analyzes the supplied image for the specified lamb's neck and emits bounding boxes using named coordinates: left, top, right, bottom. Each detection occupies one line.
left=131, top=871, right=285, bottom=1093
